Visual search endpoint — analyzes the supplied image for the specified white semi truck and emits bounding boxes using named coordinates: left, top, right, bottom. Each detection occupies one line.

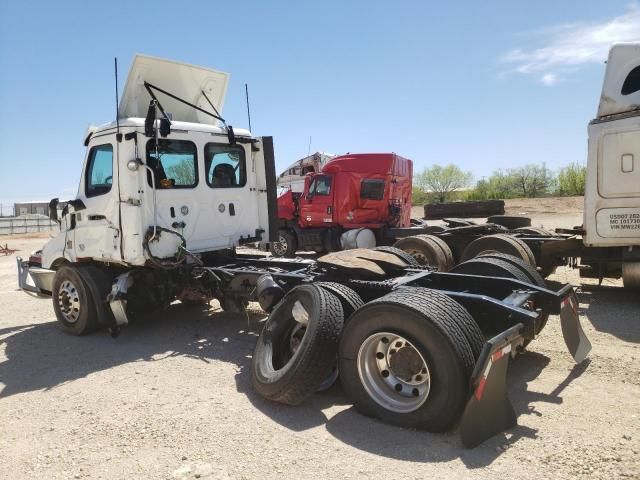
left=16, top=54, right=590, bottom=447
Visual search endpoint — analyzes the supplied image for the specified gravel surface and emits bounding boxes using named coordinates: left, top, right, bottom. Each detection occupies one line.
left=1, top=205, right=639, bottom=479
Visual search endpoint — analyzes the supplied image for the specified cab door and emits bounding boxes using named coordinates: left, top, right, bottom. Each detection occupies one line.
left=74, top=140, right=121, bottom=261
left=298, top=174, right=335, bottom=227
left=145, top=138, right=257, bottom=253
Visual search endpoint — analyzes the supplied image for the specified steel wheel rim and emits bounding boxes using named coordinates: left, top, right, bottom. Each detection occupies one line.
left=57, top=280, right=80, bottom=323
left=357, top=332, right=431, bottom=413
left=404, top=248, right=428, bottom=265
left=271, top=234, right=289, bottom=256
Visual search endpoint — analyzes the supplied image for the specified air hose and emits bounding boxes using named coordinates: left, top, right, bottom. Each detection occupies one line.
left=142, top=226, right=188, bottom=269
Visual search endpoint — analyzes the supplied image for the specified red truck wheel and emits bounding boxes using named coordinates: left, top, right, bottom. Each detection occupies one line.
left=269, top=229, right=298, bottom=257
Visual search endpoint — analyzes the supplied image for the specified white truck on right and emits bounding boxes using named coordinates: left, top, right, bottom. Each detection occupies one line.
left=580, top=43, right=640, bottom=288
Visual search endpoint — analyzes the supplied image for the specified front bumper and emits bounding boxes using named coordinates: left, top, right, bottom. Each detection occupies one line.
left=16, top=257, right=54, bottom=296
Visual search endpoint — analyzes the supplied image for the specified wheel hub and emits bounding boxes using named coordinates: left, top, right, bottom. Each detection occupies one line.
left=57, top=280, right=80, bottom=323
left=404, top=248, right=427, bottom=265
left=272, top=235, right=289, bottom=256
left=357, top=332, right=431, bottom=413
left=388, top=345, right=424, bottom=381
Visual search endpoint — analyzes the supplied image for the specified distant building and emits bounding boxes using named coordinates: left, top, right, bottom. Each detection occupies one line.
left=12, top=201, right=68, bottom=217
left=14, top=202, right=49, bottom=216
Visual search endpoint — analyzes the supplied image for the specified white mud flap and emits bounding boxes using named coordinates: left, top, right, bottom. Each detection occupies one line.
left=560, top=291, right=592, bottom=364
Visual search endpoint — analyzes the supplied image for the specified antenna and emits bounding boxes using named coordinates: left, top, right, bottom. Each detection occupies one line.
left=114, top=57, right=121, bottom=142
left=245, top=83, right=252, bottom=132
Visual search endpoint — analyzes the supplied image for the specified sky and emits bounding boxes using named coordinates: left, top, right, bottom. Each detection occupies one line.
left=1, top=0, right=640, bottom=211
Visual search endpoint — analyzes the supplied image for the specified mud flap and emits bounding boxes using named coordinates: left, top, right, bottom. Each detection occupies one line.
left=460, top=324, right=524, bottom=448
left=560, top=291, right=591, bottom=364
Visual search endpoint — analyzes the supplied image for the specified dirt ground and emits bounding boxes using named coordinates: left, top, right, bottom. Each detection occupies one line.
left=1, top=201, right=639, bottom=480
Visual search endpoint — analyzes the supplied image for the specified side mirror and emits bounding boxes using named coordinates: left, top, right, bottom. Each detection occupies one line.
left=48, top=198, right=59, bottom=223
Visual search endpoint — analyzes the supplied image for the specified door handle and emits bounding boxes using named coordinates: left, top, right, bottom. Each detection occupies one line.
left=229, top=203, right=235, bottom=216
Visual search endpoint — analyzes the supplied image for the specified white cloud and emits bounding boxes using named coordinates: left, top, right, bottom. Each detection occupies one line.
left=541, top=73, right=559, bottom=86
left=501, top=5, right=640, bottom=85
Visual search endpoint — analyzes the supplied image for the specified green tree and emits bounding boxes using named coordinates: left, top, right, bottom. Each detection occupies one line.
left=414, top=164, right=473, bottom=203
left=166, top=159, right=196, bottom=186
left=507, top=163, right=554, bottom=198
left=557, top=162, right=586, bottom=196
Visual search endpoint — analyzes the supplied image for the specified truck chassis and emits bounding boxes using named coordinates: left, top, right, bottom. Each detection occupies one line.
left=17, top=247, right=590, bottom=448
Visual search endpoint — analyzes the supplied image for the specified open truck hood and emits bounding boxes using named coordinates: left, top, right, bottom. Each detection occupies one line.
left=118, top=54, right=229, bottom=125
left=597, top=44, right=640, bottom=118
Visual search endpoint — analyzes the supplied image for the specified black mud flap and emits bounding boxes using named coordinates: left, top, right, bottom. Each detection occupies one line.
left=460, top=324, right=524, bottom=448
left=560, top=291, right=591, bottom=364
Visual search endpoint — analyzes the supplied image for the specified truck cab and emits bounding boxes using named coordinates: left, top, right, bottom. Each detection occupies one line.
left=584, top=44, right=640, bottom=284
left=39, top=55, right=276, bottom=271
left=271, top=153, right=412, bottom=256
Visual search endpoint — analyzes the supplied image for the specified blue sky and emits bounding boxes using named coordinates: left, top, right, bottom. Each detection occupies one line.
left=1, top=0, right=639, bottom=209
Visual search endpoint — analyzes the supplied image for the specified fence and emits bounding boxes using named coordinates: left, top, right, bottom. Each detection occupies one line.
left=0, top=216, right=58, bottom=235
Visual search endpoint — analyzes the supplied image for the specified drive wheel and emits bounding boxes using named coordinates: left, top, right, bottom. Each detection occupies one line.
left=461, top=233, right=536, bottom=266
left=373, top=246, right=420, bottom=266
left=487, top=215, right=532, bottom=229
left=477, top=252, right=546, bottom=287
left=252, top=284, right=344, bottom=405
left=315, top=282, right=364, bottom=319
left=393, top=235, right=454, bottom=271
left=623, top=262, right=640, bottom=290
left=269, top=229, right=298, bottom=258
left=52, top=265, right=101, bottom=335
left=514, top=226, right=553, bottom=237
left=339, top=287, right=481, bottom=431
left=451, top=256, right=548, bottom=340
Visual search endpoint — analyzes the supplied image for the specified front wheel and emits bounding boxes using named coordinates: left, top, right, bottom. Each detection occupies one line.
left=269, top=229, right=298, bottom=258
left=52, top=265, right=101, bottom=335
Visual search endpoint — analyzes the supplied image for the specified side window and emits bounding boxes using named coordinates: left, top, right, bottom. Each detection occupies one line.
left=310, top=175, right=332, bottom=196
left=205, top=144, right=246, bottom=188
left=360, top=179, right=385, bottom=200
left=146, top=139, right=198, bottom=188
left=85, top=144, right=113, bottom=198
left=622, top=65, right=640, bottom=95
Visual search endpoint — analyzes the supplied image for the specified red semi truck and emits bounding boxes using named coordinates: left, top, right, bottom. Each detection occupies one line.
left=270, top=153, right=566, bottom=277
left=271, top=153, right=414, bottom=256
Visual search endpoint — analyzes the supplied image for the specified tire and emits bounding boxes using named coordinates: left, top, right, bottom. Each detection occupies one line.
left=487, top=215, right=531, bottom=229
left=443, top=218, right=475, bottom=228
left=514, top=226, right=553, bottom=237
left=373, top=246, right=420, bottom=267
left=477, top=252, right=546, bottom=288
left=314, top=282, right=364, bottom=391
left=622, top=262, right=640, bottom=290
left=461, top=233, right=536, bottom=266
left=52, top=264, right=103, bottom=335
left=451, top=257, right=548, bottom=338
left=252, top=284, right=344, bottom=405
left=315, top=282, right=364, bottom=319
left=269, top=229, right=298, bottom=258
left=339, top=287, right=482, bottom=432
left=392, top=235, right=454, bottom=271
left=416, top=235, right=454, bottom=270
